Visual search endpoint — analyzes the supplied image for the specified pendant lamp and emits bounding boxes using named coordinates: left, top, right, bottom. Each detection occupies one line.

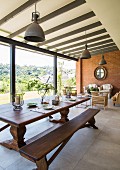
left=99, top=54, right=107, bottom=65
left=24, top=3, right=45, bottom=42
left=80, top=31, right=91, bottom=59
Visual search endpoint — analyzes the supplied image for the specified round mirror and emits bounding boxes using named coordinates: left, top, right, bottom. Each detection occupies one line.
left=94, top=66, right=107, bottom=80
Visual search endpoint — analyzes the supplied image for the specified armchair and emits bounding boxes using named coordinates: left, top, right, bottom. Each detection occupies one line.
left=98, top=84, right=113, bottom=98
left=111, top=92, right=120, bottom=106
left=83, top=84, right=98, bottom=94
left=92, top=93, right=108, bottom=110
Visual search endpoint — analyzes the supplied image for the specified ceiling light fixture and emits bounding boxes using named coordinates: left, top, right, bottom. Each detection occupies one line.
left=24, top=3, right=45, bottom=42
left=80, top=31, right=91, bottom=59
left=99, top=54, right=107, bottom=65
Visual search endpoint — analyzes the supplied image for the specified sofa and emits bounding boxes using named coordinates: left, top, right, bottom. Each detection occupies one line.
left=98, top=84, right=113, bottom=98
left=111, top=92, right=120, bottom=106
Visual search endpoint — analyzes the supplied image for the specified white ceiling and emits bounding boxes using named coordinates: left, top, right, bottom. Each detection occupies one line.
left=86, top=0, right=120, bottom=49
left=0, top=0, right=119, bottom=60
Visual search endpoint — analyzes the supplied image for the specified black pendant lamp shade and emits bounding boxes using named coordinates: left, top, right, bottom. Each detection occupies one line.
left=80, top=31, right=91, bottom=59
left=99, top=54, right=107, bottom=65
left=80, top=44, right=91, bottom=59
left=24, top=4, right=45, bottom=42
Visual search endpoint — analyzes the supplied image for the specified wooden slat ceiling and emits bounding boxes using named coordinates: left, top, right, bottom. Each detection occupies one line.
left=0, top=0, right=119, bottom=60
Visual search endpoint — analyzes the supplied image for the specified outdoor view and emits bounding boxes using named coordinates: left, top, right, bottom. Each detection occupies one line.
left=0, top=44, right=76, bottom=105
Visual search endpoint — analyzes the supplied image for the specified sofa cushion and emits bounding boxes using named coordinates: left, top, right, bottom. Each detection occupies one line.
left=102, top=84, right=111, bottom=90
left=112, top=96, right=116, bottom=101
left=100, top=90, right=109, bottom=93
left=88, top=84, right=97, bottom=88
left=112, top=92, right=120, bottom=101
left=100, top=86, right=103, bottom=90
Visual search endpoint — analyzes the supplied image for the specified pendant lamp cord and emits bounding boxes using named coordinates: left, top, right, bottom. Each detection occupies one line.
left=85, top=30, right=87, bottom=45
left=85, top=30, right=87, bottom=49
left=35, top=3, right=36, bottom=13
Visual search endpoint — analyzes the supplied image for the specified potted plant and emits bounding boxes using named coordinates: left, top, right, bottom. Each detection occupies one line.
left=87, top=87, right=99, bottom=94
left=28, top=77, right=54, bottom=104
left=62, top=86, right=73, bottom=98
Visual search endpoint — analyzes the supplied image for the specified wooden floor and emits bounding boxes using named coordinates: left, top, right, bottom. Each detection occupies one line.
left=0, top=99, right=120, bottom=170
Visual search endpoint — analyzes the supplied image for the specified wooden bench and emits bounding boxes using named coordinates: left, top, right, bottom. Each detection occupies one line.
left=19, top=108, right=100, bottom=170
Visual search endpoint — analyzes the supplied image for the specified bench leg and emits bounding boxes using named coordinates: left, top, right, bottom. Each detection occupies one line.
left=0, top=124, right=10, bottom=132
left=86, top=117, right=98, bottom=129
left=35, top=156, right=48, bottom=170
left=48, top=136, right=72, bottom=166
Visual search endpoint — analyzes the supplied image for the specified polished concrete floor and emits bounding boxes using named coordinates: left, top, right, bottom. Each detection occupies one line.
left=0, top=99, right=120, bottom=170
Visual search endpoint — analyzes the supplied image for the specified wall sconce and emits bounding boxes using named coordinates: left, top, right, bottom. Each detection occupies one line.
left=24, top=3, right=45, bottom=42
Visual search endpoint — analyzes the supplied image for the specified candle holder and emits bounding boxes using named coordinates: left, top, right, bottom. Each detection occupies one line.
left=12, top=93, right=24, bottom=111
left=66, top=91, right=71, bottom=98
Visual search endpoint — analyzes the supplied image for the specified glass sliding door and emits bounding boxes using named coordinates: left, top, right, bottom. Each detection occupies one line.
left=57, top=58, right=76, bottom=95
left=15, top=48, right=54, bottom=101
left=0, top=44, right=10, bottom=104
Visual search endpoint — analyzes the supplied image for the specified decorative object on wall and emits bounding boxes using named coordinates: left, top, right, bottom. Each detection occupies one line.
left=99, top=54, right=107, bottom=65
left=24, top=3, right=45, bottom=42
left=80, top=31, right=91, bottom=59
left=94, top=66, right=107, bottom=80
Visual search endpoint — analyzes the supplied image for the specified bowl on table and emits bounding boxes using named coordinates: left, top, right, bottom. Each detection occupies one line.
left=52, top=100, right=59, bottom=105
left=27, top=102, right=38, bottom=108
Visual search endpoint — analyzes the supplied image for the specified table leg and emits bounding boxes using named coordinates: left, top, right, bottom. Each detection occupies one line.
left=49, top=108, right=69, bottom=123
left=60, top=108, right=69, bottom=122
left=0, top=125, right=26, bottom=151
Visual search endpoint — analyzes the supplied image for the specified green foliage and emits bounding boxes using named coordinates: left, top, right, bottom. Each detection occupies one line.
left=0, top=76, right=10, bottom=93
left=88, top=87, right=99, bottom=94
left=65, top=77, right=76, bottom=87
left=57, top=62, right=76, bottom=95
left=90, top=87, right=99, bottom=91
left=28, top=79, right=54, bottom=95
left=0, top=63, right=76, bottom=95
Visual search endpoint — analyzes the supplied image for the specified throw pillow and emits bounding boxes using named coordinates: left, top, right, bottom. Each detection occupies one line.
left=112, top=96, right=116, bottom=101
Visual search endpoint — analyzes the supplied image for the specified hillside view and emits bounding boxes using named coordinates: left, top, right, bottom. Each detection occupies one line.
left=0, top=62, right=76, bottom=104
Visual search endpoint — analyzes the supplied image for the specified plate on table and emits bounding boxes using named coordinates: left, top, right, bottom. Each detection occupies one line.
left=43, top=105, right=53, bottom=110
left=27, top=103, right=38, bottom=108
left=68, top=98, right=76, bottom=101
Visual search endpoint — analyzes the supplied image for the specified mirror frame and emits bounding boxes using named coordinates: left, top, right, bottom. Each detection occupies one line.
left=94, top=66, right=107, bottom=80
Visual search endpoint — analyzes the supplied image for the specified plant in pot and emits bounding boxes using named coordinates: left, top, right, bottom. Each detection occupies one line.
left=87, top=87, right=99, bottom=94
left=63, top=86, right=73, bottom=98
left=28, top=77, right=54, bottom=104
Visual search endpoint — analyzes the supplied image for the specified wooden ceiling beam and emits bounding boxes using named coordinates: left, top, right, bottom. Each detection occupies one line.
left=44, top=11, right=95, bottom=35
left=49, top=29, right=107, bottom=49
left=8, top=0, right=86, bottom=38
left=0, top=0, right=41, bottom=25
left=72, top=43, right=116, bottom=55
left=37, top=21, right=102, bottom=46
left=63, top=38, right=113, bottom=54
left=75, top=46, right=119, bottom=57
left=91, top=46, right=119, bottom=55
left=91, top=47, right=119, bottom=56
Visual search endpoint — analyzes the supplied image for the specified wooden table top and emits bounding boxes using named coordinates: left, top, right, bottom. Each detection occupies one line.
left=0, top=97, right=90, bottom=127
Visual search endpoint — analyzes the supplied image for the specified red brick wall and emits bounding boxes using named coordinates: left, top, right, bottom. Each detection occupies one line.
left=76, top=50, right=120, bottom=96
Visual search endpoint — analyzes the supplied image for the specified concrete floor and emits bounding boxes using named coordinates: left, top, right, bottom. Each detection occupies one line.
left=0, top=99, right=120, bottom=170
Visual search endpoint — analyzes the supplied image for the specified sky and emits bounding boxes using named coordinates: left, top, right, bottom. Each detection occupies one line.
left=0, top=44, right=75, bottom=69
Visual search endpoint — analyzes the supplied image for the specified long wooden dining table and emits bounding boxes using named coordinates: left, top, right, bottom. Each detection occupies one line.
left=0, top=97, right=90, bottom=151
